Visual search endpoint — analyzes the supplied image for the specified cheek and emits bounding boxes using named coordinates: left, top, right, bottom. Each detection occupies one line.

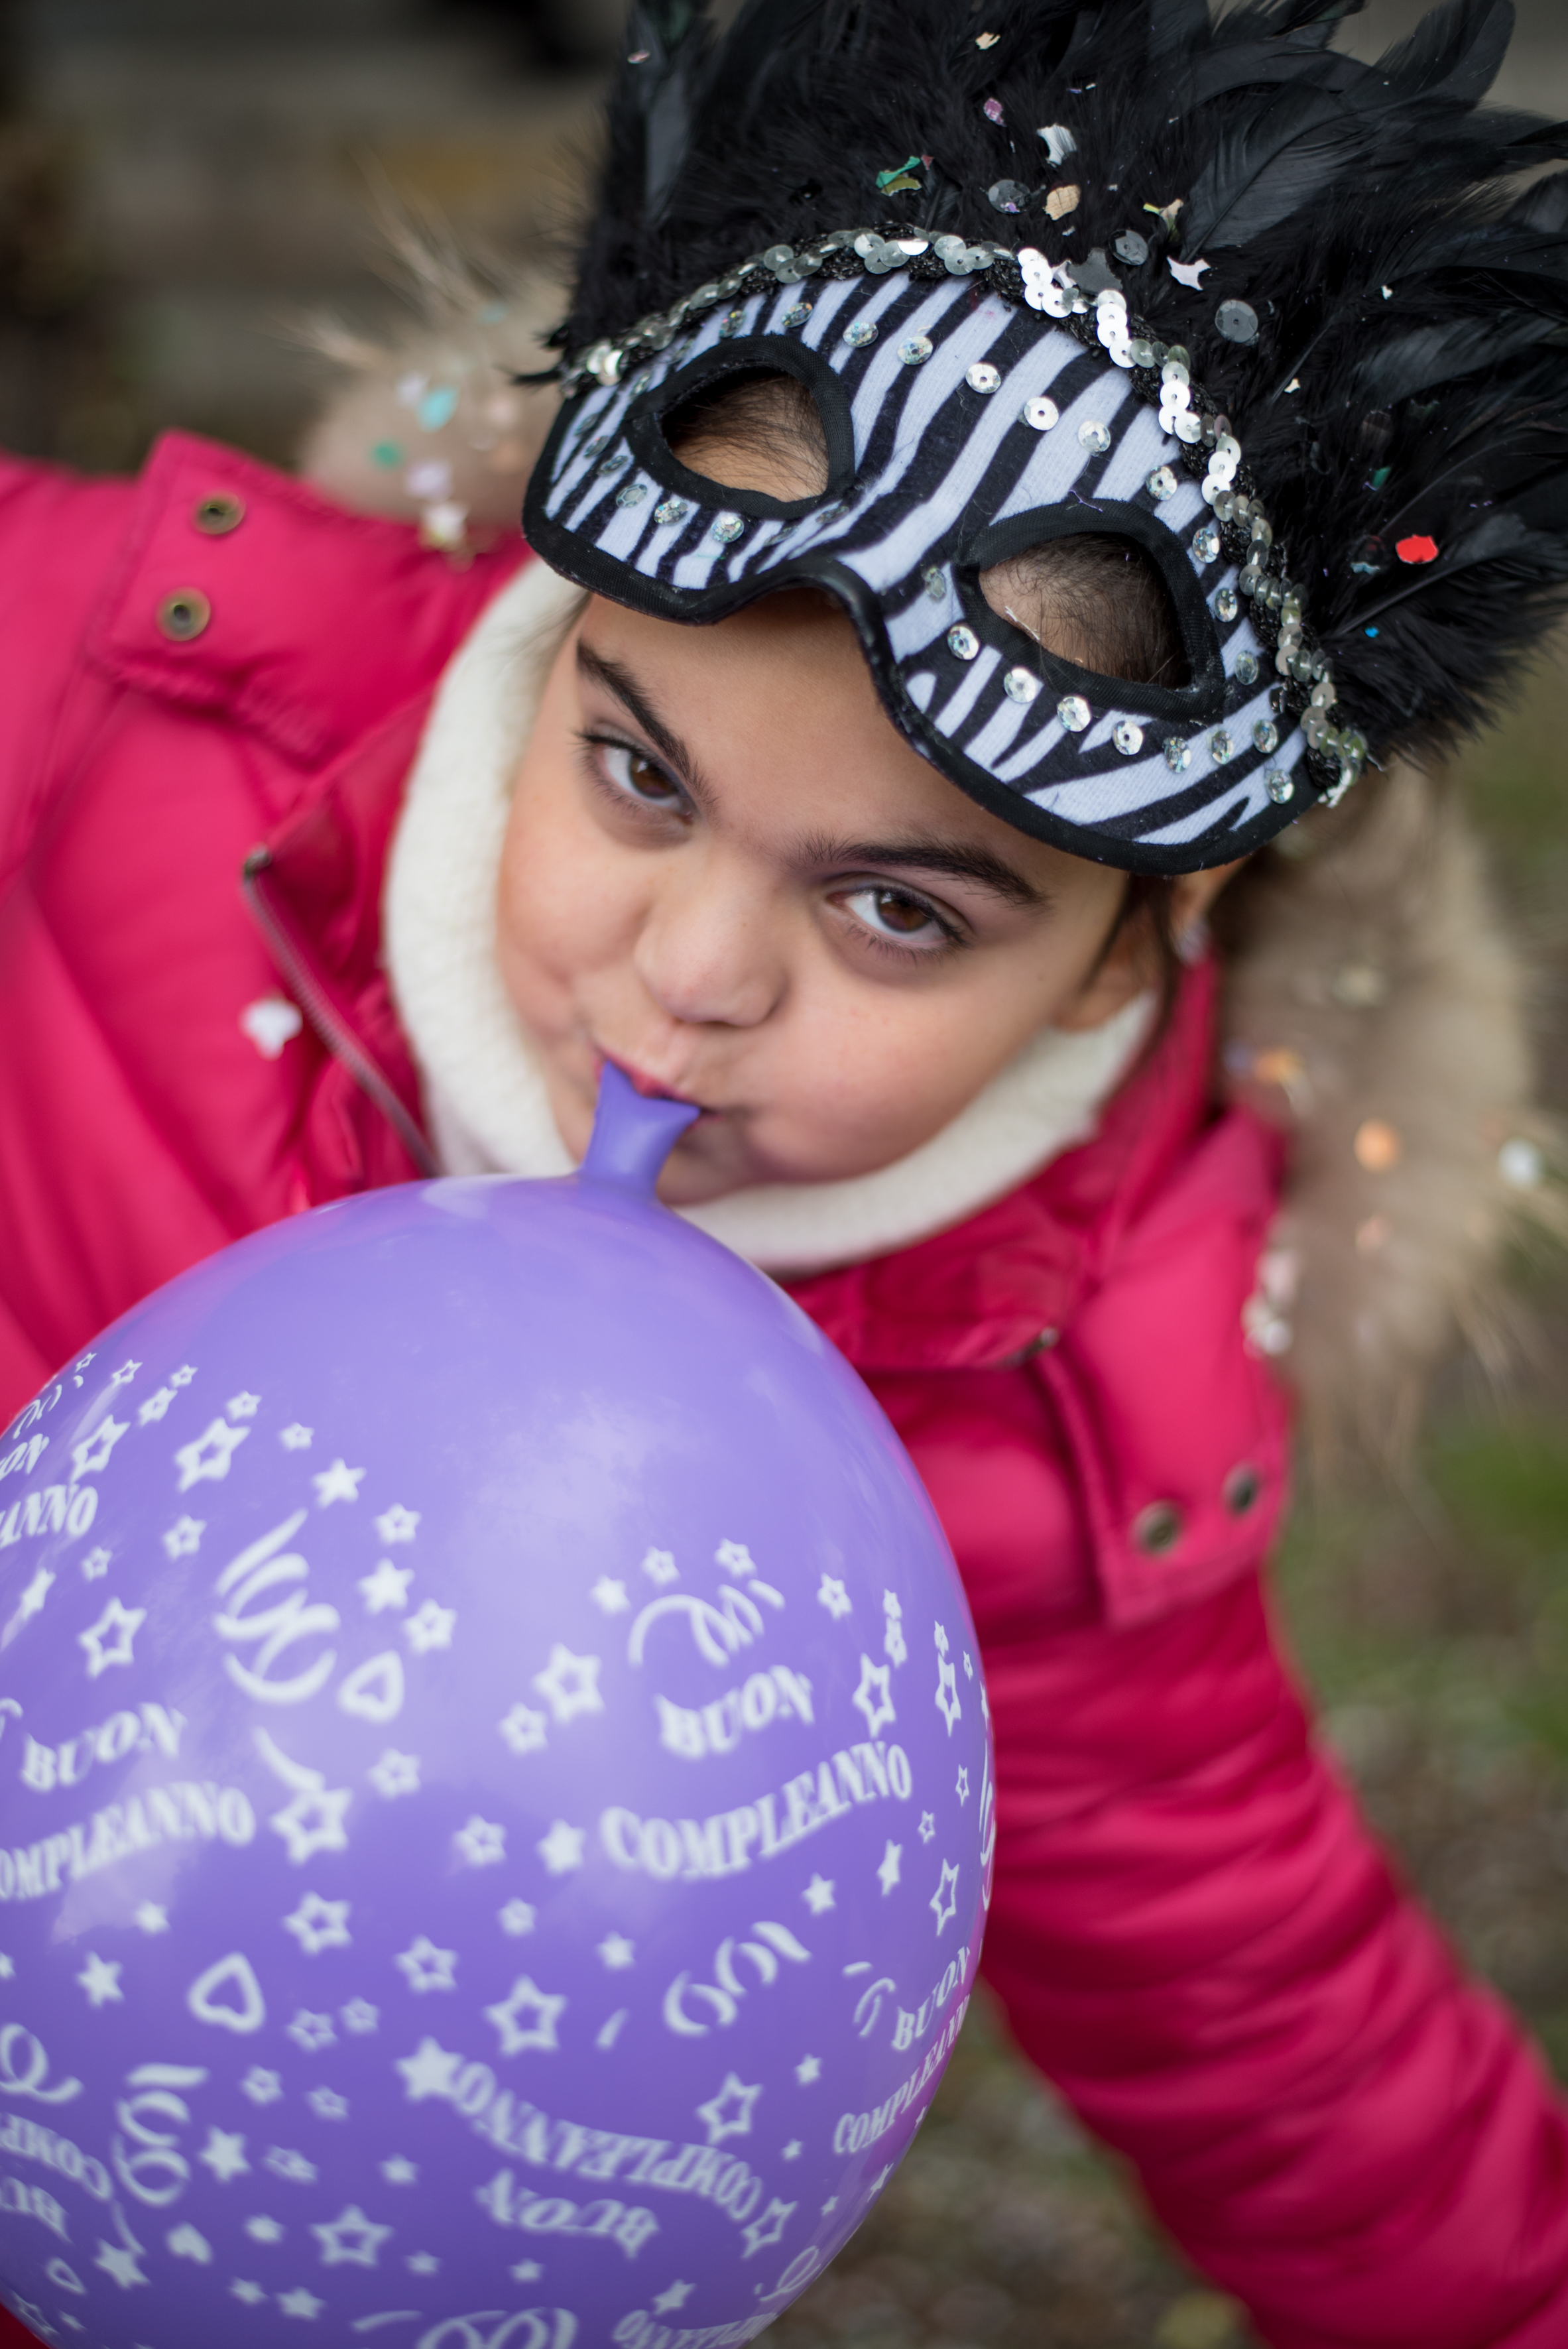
left=497, top=763, right=634, bottom=1015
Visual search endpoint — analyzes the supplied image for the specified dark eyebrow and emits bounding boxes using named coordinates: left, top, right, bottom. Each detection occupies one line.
left=798, top=832, right=1048, bottom=910
left=575, top=642, right=707, bottom=798
left=577, top=640, right=1042, bottom=908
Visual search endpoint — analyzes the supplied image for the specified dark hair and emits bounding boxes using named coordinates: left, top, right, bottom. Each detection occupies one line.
left=666, top=371, right=1186, bottom=686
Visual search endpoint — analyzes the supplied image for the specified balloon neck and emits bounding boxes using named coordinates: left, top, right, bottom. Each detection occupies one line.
left=579, top=1063, right=701, bottom=1197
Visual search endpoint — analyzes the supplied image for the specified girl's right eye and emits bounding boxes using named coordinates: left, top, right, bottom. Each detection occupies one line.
left=594, top=739, right=686, bottom=811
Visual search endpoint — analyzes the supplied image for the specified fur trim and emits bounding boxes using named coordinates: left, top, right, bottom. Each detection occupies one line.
left=384, top=556, right=1153, bottom=1276
left=1221, top=767, right=1565, bottom=1465
left=295, top=211, right=564, bottom=549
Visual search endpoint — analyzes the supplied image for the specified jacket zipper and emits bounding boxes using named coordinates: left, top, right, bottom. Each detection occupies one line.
left=242, top=847, right=438, bottom=1179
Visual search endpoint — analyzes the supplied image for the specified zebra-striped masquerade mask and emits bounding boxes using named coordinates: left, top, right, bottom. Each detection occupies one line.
left=525, top=255, right=1357, bottom=876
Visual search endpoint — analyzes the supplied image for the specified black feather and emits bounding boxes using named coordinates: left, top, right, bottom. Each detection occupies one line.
left=557, top=0, right=1568, bottom=771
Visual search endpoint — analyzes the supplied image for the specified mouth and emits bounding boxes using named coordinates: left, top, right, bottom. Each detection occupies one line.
left=594, top=1049, right=713, bottom=1119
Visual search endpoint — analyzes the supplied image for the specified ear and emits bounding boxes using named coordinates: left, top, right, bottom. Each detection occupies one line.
left=1052, top=857, right=1248, bottom=1032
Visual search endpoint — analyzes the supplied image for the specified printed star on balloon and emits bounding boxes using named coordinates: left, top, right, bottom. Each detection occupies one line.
left=536, top=1819, right=584, bottom=1876
left=741, top=2197, right=796, bottom=2259
left=173, top=1416, right=248, bottom=1492
left=396, top=1935, right=458, bottom=1994
left=816, top=1574, right=851, bottom=1620
left=403, top=1599, right=455, bottom=1654
left=283, top=1892, right=351, bottom=1955
left=198, top=2128, right=249, bottom=2183
left=695, top=2072, right=760, bottom=2144
left=359, top=1559, right=412, bottom=1614
left=499, top=1703, right=548, bottom=1756
left=930, top=1859, right=961, bottom=1935
left=852, top=1655, right=895, bottom=1738
left=369, top=1748, right=419, bottom=1799
left=532, top=1642, right=603, bottom=1722
left=396, top=2039, right=461, bottom=2102
left=485, top=1974, right=566, bottom=2055
left=78, top=1597, right=145, bottom=1679
left=312, top=1457, right=365, bottom=1506
left=76, top=1953, right=122, bottom=2007
left=72, top=1415, right=127, bottom=1481
left=454, top=1815, right=506, bottom=1868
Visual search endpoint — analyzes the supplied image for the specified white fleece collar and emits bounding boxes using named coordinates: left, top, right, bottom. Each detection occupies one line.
left=384, top=557, right=1150, bottom=1276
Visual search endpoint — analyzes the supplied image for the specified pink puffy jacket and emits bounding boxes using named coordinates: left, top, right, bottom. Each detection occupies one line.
left=3, top=432, right=1568, bottom=2348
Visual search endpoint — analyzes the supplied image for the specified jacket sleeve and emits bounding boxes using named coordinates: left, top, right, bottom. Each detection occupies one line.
left=0, top=451, right=139, bottom=903
left=978, top=1572, right=1568, bottom=2348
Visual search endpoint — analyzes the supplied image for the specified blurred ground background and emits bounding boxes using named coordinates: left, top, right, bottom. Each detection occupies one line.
left=4, top=1, right=1568, bottom=2342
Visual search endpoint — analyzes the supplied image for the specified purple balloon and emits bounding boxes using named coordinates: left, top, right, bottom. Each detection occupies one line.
left=0, top=1068, right=991, bottom=2348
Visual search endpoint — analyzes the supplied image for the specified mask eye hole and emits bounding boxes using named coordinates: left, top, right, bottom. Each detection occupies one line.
left=979, top=533, right=1189, bottom=688
left=660, top=369, right=831, bottom=502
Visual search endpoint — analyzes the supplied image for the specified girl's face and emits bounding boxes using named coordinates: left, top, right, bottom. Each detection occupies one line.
left=498, top=588, right=1225, bottom=1206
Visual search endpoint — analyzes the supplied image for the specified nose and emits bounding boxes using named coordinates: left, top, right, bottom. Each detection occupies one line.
left=631, top=850, right=786, bottom=1031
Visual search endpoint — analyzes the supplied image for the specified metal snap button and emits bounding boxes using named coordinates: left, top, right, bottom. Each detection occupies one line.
left=156, top=589, right=211, bottom=642
left=1132, top=1500, right=1183, bottom=1556
left=1224, top=1463, right=1262, bottom=1516
left=192, top=491, right=245, bottom=534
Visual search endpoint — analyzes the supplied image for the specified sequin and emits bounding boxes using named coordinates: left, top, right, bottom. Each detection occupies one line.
left=1057, top=694, right=1091, bottom=732
left=1022, top=396, right=1059, bottom=431
left=1235, top=652, right=1260, bottom=685
left=1396, top=534, right=1439, bottom=564
left=1354, top=1118, right=1402, bottom=1173
left=615, top=483, right=647, bottom=507
left=947, top=625, right=980, bottom=661
left=988, top=180, right=1030, bottom=213
left=966, top=361, right=1002, bottom=394
left=898, top=335, right=934, bottom=365
left=711, top=512, right=745, bottom=544
left=1164, top=736, right=1192, bottom=772
left=653, top=498, right=690, bottom=527
left=416, top=385, right=458, bottom=430
left=983, top=96, right=1005, bottom=123
left=718, top=309, right=747, bottom=338
left=1003, top=667, right=1041, bottom=703
left=1130, top=337, right=1157, bottom=368
left=1078, top=420, right=1111, bottom=453
left=597, top=450, right=629, bottom=474
left=843, top=322, right=878, bottom=348
left=1113, top=720, right=1144, bottom=756
left=1215, top=587, right=1239, bottom=621
left=1210, top=730, right=1234, bottom=763
left=923, top=566, right=947, bottom=602
left=1252, top=719, right=1278, bottom=753
left=582, top=436, right=608, bottom=461
left=1115, top=230, right=1150, bottom=265
left=1192, top=524, right=1221, bottom=563
left=1499, top=1137, right=1546, bottom=1190
left=1146, top=465, right=1178, bottom=501
left=1265, top=769, right=1294, bottom=805
left=1215, top=299, right=1259, bottom=345
left=783, top=303, right=813, bottom=327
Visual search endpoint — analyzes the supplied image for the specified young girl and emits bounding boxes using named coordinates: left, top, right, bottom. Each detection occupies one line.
left=4, top=0, right=1568, bottom=2339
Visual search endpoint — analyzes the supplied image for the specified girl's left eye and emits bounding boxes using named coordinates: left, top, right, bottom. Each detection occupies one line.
left=839, top=886, right=953, bottom=951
